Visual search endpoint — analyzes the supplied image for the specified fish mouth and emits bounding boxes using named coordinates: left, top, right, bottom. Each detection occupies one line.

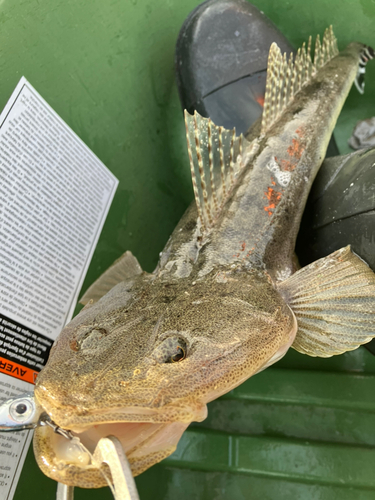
left=32, top=402, right=206, bottom=488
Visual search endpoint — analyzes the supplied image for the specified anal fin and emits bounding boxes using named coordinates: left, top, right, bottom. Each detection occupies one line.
left=80, top=251, right=143, bottom=305
left=278, top=246, right=375, bottom=357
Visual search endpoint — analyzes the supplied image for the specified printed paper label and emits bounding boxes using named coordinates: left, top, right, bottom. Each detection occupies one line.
left=0, top=77, right=118, bottom=498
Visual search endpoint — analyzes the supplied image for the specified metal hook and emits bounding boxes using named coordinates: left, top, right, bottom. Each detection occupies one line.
left=40, top=414, right=75, bottom=441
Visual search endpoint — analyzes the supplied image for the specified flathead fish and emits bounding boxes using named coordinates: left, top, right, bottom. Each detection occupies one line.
left=18, top=29, right=375, bottom=487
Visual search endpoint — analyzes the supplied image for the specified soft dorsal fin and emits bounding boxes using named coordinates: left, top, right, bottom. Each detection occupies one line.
left=80, top=251, right=142, bottom=305
left=261, top=26, right=338, bottom=135
left=184, top=110, right=256, bottom=232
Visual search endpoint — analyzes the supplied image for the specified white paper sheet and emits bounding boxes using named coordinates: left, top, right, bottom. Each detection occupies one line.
left=0, top=76, right=119, bottom=499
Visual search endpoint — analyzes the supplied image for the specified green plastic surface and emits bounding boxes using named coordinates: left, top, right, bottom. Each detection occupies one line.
left=0, top=0, right=374, bottom=498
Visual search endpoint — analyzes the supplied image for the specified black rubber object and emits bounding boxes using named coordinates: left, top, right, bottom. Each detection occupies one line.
left=175, top=0, right=339, bottom=146
left=175, top=0, right=293, bottom=135
left=296, top=148, right=375, bottom=355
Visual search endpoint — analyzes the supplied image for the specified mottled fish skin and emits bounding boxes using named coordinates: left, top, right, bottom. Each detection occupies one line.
left=32, top=36, right=375, bottom=488
left=163, top=43, right=365, bottom=282
left=34, top=264, right=296, bottom=486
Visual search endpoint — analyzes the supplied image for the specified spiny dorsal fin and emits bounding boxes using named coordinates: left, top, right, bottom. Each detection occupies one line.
left=184, top=110, right=256, bottom=232
left=80, top=251, right=142, bottom=305
left=279, top=246, right=375, bottom=357
left=261, top=26, right=338, bottom=135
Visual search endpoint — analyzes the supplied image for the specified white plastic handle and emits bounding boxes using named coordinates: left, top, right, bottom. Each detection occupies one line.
left=93, top=435, right=140, bottom=500
left=56, top=483, right=74, bottom=500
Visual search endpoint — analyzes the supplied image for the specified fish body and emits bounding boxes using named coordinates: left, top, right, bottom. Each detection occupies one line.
left=11, top=31, right=375, bottom=488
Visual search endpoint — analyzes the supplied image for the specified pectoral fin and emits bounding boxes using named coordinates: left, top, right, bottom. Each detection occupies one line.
left=278, top=246, right=375, bottom=357
left=80, top=251, right=143, bottom=305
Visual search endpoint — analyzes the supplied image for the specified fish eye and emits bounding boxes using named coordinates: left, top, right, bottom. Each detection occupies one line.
left=15, top=403, right=27, bottom=414
left=171, top=345, right=185, bottom=363
left=153, top=337, right=187, bottom=364
left=9, top=399, right=34, bottom=422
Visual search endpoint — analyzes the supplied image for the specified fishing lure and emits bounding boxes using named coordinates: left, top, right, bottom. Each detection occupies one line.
left=0, top=392, right=42, bottom=431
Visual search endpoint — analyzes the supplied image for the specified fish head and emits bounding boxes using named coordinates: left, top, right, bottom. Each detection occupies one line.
left=33, top=269, right=296, bottom=487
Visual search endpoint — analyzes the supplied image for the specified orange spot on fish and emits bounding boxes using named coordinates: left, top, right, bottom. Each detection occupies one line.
left=241, top=242, right=246, bottom=251
left=245, top=246, right=255, bottom=259
left=255, top=95, right=265, bottom=107
left=279, top=158, right=296, bottom=171
left=264, top=187, right=282, bottom=216
left=287, top=138, right=305, bottom=160
left=295, top=127, right=305, bottom=138
left=275, top=129, right=306, bottom=175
